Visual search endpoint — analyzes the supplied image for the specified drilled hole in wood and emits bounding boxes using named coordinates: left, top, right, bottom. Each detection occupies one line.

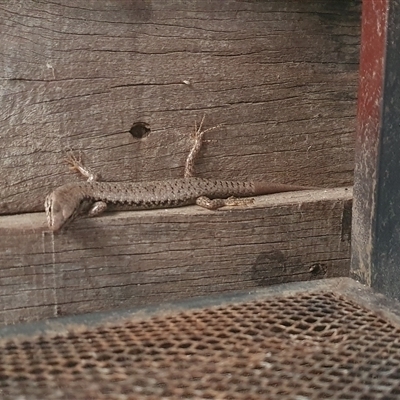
left=129, top=122, right=150, bottom=139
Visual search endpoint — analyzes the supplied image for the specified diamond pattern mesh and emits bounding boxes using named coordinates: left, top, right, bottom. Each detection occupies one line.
left=1, top=291, right=400, bottom=399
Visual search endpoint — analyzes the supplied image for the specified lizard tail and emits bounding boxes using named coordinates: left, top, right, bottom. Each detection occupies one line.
left=252, top=182, right=316, bottom=195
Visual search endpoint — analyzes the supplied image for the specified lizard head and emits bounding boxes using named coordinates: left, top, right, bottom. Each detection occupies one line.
left=45, top=186, right=82, bottom=232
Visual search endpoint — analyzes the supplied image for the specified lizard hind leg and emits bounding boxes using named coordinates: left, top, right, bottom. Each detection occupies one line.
left=195, top=196, right=254, bottom=210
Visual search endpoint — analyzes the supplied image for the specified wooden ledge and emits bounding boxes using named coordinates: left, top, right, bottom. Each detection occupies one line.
left=0, top=188, right=352, bottom=326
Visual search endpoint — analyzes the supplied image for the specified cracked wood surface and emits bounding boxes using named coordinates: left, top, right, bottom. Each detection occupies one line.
left=0, top=0, right=360, bottom=215
left=0, top=188, right=352, bottom=326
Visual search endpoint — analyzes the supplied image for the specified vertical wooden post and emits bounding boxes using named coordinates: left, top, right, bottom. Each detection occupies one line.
left=352, top=0, right=400, bottom=299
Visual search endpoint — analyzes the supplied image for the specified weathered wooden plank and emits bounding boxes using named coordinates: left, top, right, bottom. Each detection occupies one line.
left=0, top=188, right=352, bottom=326
left=0, top=0, right=360, bottom=214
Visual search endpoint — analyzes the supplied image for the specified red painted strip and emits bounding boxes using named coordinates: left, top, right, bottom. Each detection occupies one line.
left=351, top=0, right=390, bottom=285
left=356, top=0, right=388, bottom=144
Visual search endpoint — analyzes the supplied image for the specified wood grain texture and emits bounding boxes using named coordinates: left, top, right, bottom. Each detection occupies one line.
left=0, top=0, right=360, bottom=214
left=0, top=188, right=352, bottom=326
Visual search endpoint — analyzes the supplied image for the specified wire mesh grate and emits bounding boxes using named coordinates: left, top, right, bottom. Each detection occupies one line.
left=1, top=290, right=400, bottom=399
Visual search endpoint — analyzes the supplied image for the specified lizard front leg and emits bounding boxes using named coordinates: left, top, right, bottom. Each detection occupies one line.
left=87, top=201, right=108, bottom=217
left=184, top=115, right=223, bottom=178
left=65, top=152, right=108, bottom=217
left=65, top=151, right=100, bottom=182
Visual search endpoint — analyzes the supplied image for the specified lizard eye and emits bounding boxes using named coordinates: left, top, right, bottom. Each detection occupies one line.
left=51, top=201, right=61, bottom=214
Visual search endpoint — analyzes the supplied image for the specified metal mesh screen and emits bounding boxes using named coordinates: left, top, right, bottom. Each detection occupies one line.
left=1, top=290, right=400, bottom=399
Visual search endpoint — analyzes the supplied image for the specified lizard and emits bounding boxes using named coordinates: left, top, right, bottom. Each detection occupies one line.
left=45, top=117, right=315, bottom=232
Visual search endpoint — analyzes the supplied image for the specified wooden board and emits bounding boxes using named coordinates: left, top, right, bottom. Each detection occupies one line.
left=0, top=188, right=352, bottom=326
left=0, top=0, right=360, bottom=215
